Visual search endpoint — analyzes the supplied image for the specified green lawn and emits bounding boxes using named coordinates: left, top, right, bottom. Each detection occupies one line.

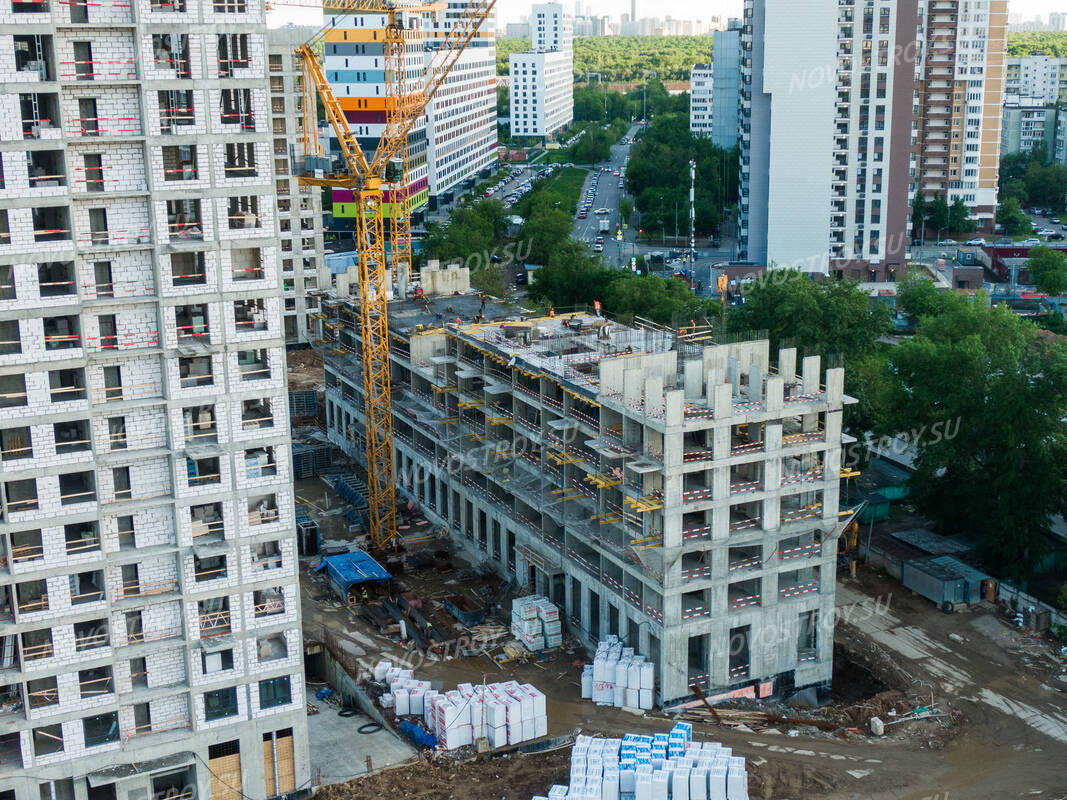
left=513, top=166, right=589, bottom=217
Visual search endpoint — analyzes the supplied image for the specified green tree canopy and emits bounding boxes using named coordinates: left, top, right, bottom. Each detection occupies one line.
left=926, top=193, right=950, bottom=235
left=880, top=299, right=1067, bottom=582
left=528, top=239, right=617, bottom=308
left=996, top=197, right=1032, bottom=237
left=605, top=273, right=722, bottom=325
left=1027, top=246, right=1067, bottom=296
left=948, top=197, right=976, bottom=235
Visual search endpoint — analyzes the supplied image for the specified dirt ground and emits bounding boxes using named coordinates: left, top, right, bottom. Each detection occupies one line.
left=288, top=348, right=325, bottom=390
left=300, top=490, right=1067, bottom=800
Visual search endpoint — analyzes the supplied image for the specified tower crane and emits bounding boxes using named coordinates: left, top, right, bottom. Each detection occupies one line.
left=296, top=0, right=498, bottom=550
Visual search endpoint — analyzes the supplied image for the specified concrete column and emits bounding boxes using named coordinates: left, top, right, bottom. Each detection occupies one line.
left=747, top=364, right=762, bottom=401
left=684, top=358, right=703, bottom=399
left=765, top=375, right=784, bottom=416
left=778, top=347, right=797, bottom=382
left=801, top=355, right=821, bottom=393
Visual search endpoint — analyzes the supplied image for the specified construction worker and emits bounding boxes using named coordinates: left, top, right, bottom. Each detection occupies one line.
left=360, top=586, right=369, bottom=604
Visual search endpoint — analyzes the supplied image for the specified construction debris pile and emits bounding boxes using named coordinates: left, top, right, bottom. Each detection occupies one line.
left=533, top=725, right=749, bottom=800
left=511, top=595, right=563, bottom=652
left=582, top=635, right=655, bottom=710
left=375, top=661, right=548, bottom=750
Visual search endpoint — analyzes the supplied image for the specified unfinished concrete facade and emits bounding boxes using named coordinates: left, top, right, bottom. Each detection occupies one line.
left=265, top=25, right=325, bottom=345
left=319, top=296, right=848, bottom=705
left=0, top=0, right=308, bottom=798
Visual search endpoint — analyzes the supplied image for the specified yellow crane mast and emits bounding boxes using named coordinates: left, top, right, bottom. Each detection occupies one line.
left=296, top=0, right=497, bottom=550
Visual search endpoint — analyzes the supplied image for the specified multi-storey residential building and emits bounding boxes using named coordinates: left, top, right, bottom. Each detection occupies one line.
left=710, top=20, right=742, bottom=149
left=1004, top=54, right=1067, bottom=105
left=914, top=0, right=1007, bottom=233
left=424, top=1, right=499, bottom=208
left=317, top=284, right=848, bottom=705
left=1056, top=110, right=1067, bottom=162
left=0, top=1, right=308, bottom=798
left=689, top=64, right=713, bottom=138
left=1000, top=95, right=1057, bottom=155
left=509, top=3, right=574, bottom=141
left=323, top=8, right=430, bottom=229
left=738, top=0, right=916, bottom=279
left=1051, top=12, right=1067, bottom=31
left=266, top=27, right=325, bottom=345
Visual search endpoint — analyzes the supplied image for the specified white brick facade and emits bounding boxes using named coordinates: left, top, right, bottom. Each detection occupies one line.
left=0, top=0, right=308, bottom=798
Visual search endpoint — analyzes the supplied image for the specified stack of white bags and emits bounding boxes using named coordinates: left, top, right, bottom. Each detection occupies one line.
left=374, top=661, right=548, bottom=751
left=581, top=635, right=654, bottom=710
left=511, top=595, right=563, bottom=651
left=533, top=725, right=749, bottom=800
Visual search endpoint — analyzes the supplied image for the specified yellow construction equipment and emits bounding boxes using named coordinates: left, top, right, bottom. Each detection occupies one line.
left=296, top=0, right=498, bottom=549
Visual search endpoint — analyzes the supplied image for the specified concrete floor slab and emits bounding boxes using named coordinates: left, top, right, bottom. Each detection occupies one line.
left=306, top=689, right=416, bottom=786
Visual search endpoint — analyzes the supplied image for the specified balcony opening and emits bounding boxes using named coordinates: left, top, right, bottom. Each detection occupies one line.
left=166, top=198, right=203, bottom=241
left=248, top=493, right=278, bottom=526
left=217, top=33, right=249, bottom=77
left=82, top=711, right=119, bottom=747
left=111, top=465, right=131, bottom=501
left=728, top=624, right=750, bottom=681
left=175, top=303, right=209, bottom=340
left=76, top=97, right=98, bottom=136
left=187, top=456, right=220, bottom=487
left=152, top=770, right=196, bottom=800
left=128, top=656, right=147, bottom=687
left=268, top=54, right=282, bottom=72
left=256, top=633, right=287, bottom=661
left=253, top=587, right=284, bottom=618
left=228, top=195, right=260, bottom=230
left=158, top=90, right=194, bottom=134
left=170, top=251, right=206, bottom=287
left=244, top=447, right=276, bottom=479
left=779, top=565, right=820, bottom=600
left=14, top=34, right=54, bottom=80
left=117, top=515, right=135, bottom=550
left=179, top=355, right=213, bottom=388
left=96, top=314, right=115, bottom=351
left=79, top=666, right=113, bottom=698
left=22, top=628, right=53, bottom=661
left=100, top=365, right=121, bottom=401
left=194, top=553, right=227, bottom=583
left=162, top=145, right=197, bottom=182
left=728, top=577, right=762, bottom=610
left=152, top=33, right=190, bottom=77
left=680, top=589, right=710, bottom=621
left=241, top=398, right=272, bottom=430
left=73, top=618, right=108, bottom=651
left=65, top=521, right=100, bottom=554
left=27, top=675, right=58, bottom=709
left=89, top=207, right=109, bottom=248
left=204, top=686, right=238, bottom=720
left=20, top=92, right=60, bottom=138
left=59, top=470, right=95, bottom=504
left=5, top=478, right=39, bottom=513
left=70, top=570, right=104, bottom=604
left=43, top=314, right=79, bottom=350
left=0, top=211, right=9, bottom=246
left=184, top=404, right=217, bottom=443
left=234, top=298, right=267, bottom=331
left=252, top=540, right=281, bottom=571
left=32, top=206, right=70, bottom=243
left=798, top=609, right=818, bottom=663
left=202, top=648, right=233, bottom=675
left=27, top=149, right=65, bottom=187
left=16, top=579, right=48, bottom=613
left=220, top=88, right=254, bottom=129
left=687, top=633, right=709, bottom=688
left=54, top=418, right=90, bottom=454
left=258, top=675, right=291, bottom=709
left=231, top=247, right=263, bottom=280
left=38, top=261, right=75, bottom=297
left=49, top=367, right=85, bottom=402
left=10, top=529, right=43, bottom=563
left=33, top=724, right=64, bottom=757
left=238, top=348, right=269, bottom=380
left=198, top=596, right=231, bottom=637
left=107, top=416, right=127, bottom=450
left=119, top=563, right=139, bottom=597
left=0, top=321, right=18, bottom=356
left=71, top=41, right=93, bottom=80
left=190, top=502, right=224, bottom=540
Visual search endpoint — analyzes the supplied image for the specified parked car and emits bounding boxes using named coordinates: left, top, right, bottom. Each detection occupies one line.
left=965, top=238, right=985, bottom=246
left=1023, top=238, right=1041, bottom=245
left=1052, top=218, right=1062, bottom=224
left=1049, top=233, right=1065, bottom=241
left=939, top=238, right=957, bottom=245
left=592, top=243, right=604, bottom=253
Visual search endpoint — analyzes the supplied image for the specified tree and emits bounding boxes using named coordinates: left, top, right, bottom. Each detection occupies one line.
left=911, top=195, right=927, bottom=239
left=1027, top=246, right=1067, bottom=295
left=948, top=197, right=976, bottom=235
left=470, top=263, right=509, bottom=299
left=518, top=208, right=573, bottom=267
left=620, top=196, right=633, bottom=223
left=897, top=269, right=962, bottom=321
left=605, top=273, right=721, bottom=325
left=880, top=300, right=1067, bottom=582
left=925, top=193, right=950, bottom=236
left=997, top=197, right=1032, bottom=237
left=528, top=239, right=617, bottom=308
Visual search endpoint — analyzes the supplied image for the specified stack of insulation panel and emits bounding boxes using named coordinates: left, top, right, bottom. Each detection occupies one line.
left=511, top=595, right=562, bottom=651
left=582, top=635, right=655, bottom=710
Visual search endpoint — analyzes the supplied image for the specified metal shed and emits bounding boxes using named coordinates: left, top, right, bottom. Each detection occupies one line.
left=901, top=557, right=967, bottom=610
left=315, top=551, right=391, bottom=603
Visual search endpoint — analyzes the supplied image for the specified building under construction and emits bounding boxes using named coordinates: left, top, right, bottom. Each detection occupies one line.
left=316, top=267, right=850, bottom=705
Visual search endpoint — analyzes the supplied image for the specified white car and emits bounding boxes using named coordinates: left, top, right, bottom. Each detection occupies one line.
left=1023, top=238, right=1040, bottom=245
left=965, top=238, right=985, bottom=246
left=595, top=208, right=611, bottom=215
left=938, top=239, right=957, bottom=245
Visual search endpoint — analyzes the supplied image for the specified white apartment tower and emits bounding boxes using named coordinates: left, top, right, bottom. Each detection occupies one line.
left=509, top=3, right=574, bottom=141
left=689, top=64, right=713, bottom=138
left=266, top=26, right=325, bottom=345
left=739, top=0, right=917, bottom=279
left=424, top=1, right=499, bottom=204
left=0, top=1, right=309, bottom=800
